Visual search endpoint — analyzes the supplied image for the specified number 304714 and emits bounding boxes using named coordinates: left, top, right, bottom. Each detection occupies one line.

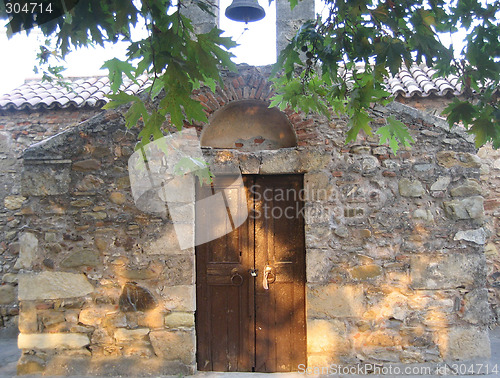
left=5, top=2, right=53, bottom=14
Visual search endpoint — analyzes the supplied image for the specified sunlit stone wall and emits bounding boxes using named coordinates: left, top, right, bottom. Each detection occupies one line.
left=11, top=67, right=492, bottom=375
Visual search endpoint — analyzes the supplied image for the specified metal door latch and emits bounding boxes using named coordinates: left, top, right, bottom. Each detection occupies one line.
left=263, top=266, right=274, bottom=290
left=249, top=269, right=258, bottom=277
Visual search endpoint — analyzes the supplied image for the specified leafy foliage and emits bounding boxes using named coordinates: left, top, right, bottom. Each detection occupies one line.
left=0, top=0, right=499, bottom=152
left=376, top=116, right=414, bottom=154
left=272, top=0, right=500, bottom=150
left=1, top=0, right=236, bottom=150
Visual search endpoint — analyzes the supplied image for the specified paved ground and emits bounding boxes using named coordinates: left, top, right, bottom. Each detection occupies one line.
left=0, top=327, right=498, bottom=377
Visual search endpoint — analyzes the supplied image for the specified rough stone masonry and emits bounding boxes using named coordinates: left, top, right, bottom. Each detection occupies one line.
left=6, top=65, right=492, bottom=375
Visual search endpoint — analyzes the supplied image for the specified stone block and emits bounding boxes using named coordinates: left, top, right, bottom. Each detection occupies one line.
left=307, top=284, right=364, bottom=318
left=18, top=333, right=90, bottom=350
left=299, top=149, right=332, bottom=172
left=17, top=354, right=45, bottom=375
left=375, top=291, right=410, bottom=321
left=114, top=328, right=150, bottom=345
left=70, top=199, right=93, bottom=207
left=438, top=327, right=491, bottom=361
left=119, top=282, right=157, bottom=312
left=305, top=224, right=332, bottom=249
left=160, top=285, right=195, bottom=312
left=413, top=209, right=434, bottom=222
left=117, top=267, right=157, bottom=280
left=260, top=149, right=301, bottom=174
left=2, top=273, right=17, bottom=284
left=0, top=284, right=16, bottom=305
left=41, top=311, right=65, bottom=328
left=304, top=172, right=332, bottom=201
left=149, top=329, right=195, bottom=364
left=238, top=153, right=261, bottom=174
left=361, top=346, right=402, bottom=362
left=22, top=162, right=71, bottom=196
left=122, top=345, right=155, bottom=357
left=485, top=242, right=498, bottom=257
left=352, top=146, right=371, bottom=154
left=462, top=289, right=492, bottom=325
left=364, top=330, right=402, bottom=347
left=79, top=306, right=117, bottom=326
left=102, top=312, right=128, bottom=329
left=410, top=253, right=485, bottom=290
left=260, top=149, right=331, bottom=174
left=91, top=328, right=114, bottom=345
left=450, top=179, right=482, bottom=197
left=4, top=195, right=26, bottom=210
left=144, top=224, right=194, bottom=254
left=307, top=319, right=350, bottom=355
left=72, top=159, right=101, bottom=171
left=436, top=151, right=481, bottom=168
left=453, top=228, right=487, bottom=245
left=306, top=249, right=334, bottom=283
left=443, top=196, right=484, bottom=219
left=349, top=264, right=382, bottom=280
left=109, top=191, right=126, bottom=205
left=399, top=178, right=425, bottom=197
left=60, top=249, right=100, bottom=268
left=164, top=312, right=195, bottom=328
left=43, top=355, right=193, bottom=376
left=162, top=255, right=195, bottom=285
left=138, top=310, right=165, bottom=329
left=18, top=272, right=94, bottom=300
left=361, top=155, right=380, bottom=172
left=75, top=174, right=104, bottom=192
left=430, top=175, right=451, bottom=191
left=14, top=232, right=38, bottom=269
left=304, top=202, right=331, bottom=224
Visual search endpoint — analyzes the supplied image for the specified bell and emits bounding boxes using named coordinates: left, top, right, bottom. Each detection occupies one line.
left=225, top=0, right=266, bottom=23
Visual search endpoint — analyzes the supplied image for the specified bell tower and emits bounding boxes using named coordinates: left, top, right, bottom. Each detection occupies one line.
left=275, top=0, right=314, bottom=57
left=182, top=0, right=315, bottom=59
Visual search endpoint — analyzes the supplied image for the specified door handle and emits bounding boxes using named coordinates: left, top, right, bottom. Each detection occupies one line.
left=263, top=266, right=275, bottom=290
left=230, top=268, right=244, bottom=286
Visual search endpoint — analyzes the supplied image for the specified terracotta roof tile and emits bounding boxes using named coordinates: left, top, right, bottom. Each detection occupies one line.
left=0, top=75, right=150, bottom=111
left=0, top=66, right=465, bottom=111
left=387, top=65, right=462, bottom=98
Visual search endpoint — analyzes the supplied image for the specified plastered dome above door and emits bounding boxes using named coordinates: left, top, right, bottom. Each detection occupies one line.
left=200, top=99, right=297, bottom=151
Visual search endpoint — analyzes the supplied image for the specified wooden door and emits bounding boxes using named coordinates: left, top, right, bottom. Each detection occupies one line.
left=195, top=175, right=306, bottom=372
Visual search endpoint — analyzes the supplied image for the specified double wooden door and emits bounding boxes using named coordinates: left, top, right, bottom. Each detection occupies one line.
left=195, top=175, right=306, bottom=372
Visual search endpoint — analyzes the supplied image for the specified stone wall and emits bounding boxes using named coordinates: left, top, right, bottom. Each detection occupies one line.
left=15, top=109, right=196, bottom=375
left=0, top=108, right=101, bottom=333
left=8, top=67, right=491, bottom=375
left=395, top=95, right=500, bottom=325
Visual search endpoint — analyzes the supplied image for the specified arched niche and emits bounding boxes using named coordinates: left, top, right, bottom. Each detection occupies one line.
left=200, top=99, right=297, bottom=151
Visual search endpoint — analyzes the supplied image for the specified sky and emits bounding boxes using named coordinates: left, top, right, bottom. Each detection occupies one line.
left=0, top=0, right=467, bottom=95
left=0, top=0, right=278, bottom=94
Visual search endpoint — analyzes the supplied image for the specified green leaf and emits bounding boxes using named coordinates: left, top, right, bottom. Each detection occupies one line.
left=103, top=92, right=141, bottom=110
left=443, top=100, right=477, bottom=129
left=125, top=101, right=149, bottom=130
left=144, top=79, right=164, bottom=100
left=101, top=58, right=138, bottom=93
left=136, top=110, right=165, bottom=150
left=289, top=0, right=299, bottom=10
left=376, top=116, right=414, bottom=154
left=346, top=111, right=373, bottom=143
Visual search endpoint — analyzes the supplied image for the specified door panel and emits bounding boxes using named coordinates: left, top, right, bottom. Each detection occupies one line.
left=196, top=175, right=305, bottom=372
left=254, top=176, right=306, bottom=372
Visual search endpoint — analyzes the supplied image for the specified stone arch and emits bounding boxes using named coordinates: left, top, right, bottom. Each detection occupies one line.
left=190, top=67, right=318, bottom=148
left=200, top=99, right=297, bottom=150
